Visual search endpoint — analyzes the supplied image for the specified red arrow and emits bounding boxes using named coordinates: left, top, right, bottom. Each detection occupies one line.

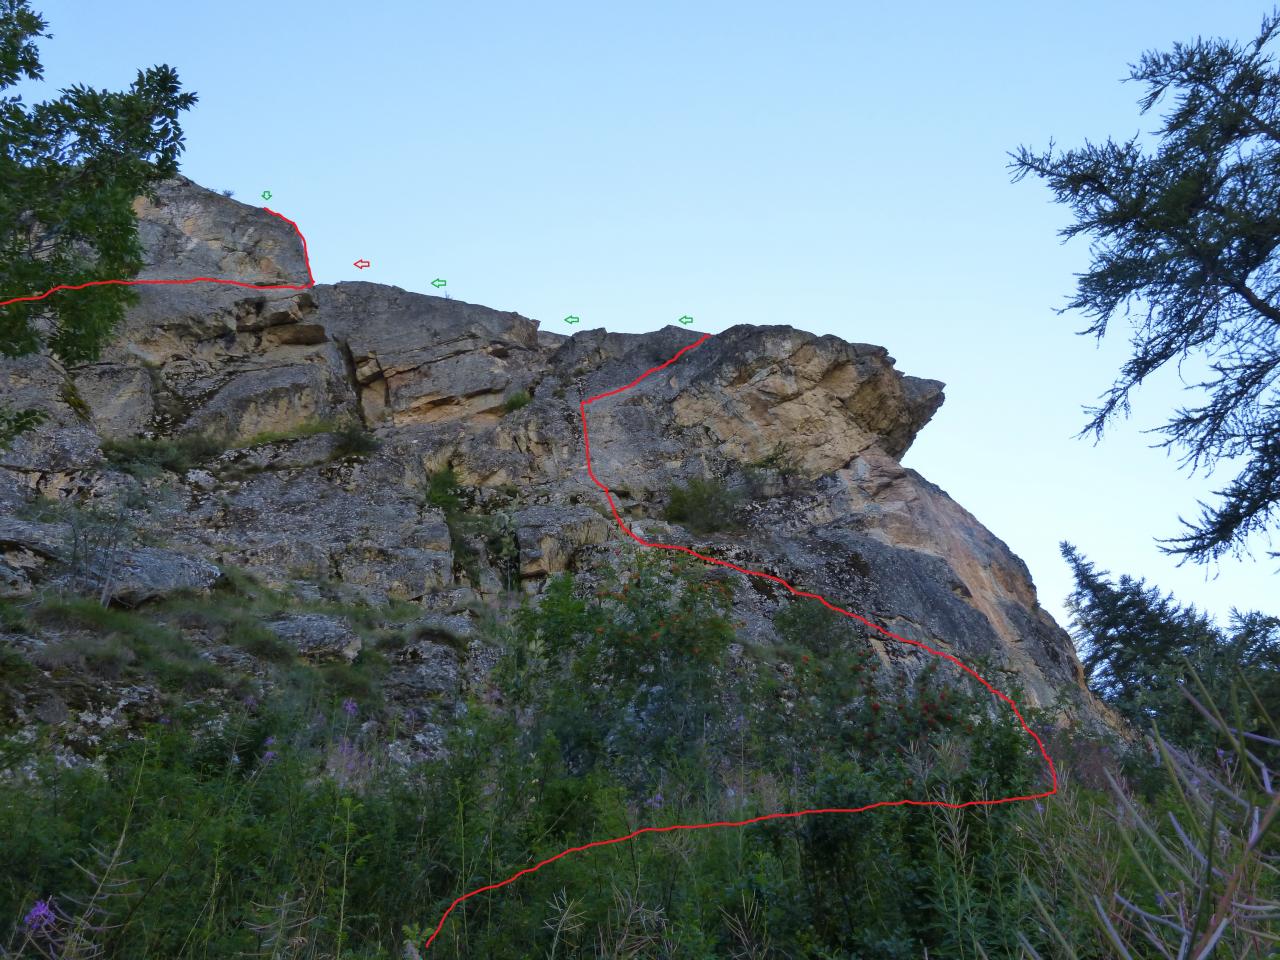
left=353, top=258, right=371, bottom=270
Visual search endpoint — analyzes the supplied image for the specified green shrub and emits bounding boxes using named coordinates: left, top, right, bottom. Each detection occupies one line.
left=664, top=475, right=742, bottom=533
left=101, top=433, right=225, bottom=477
left=227, top=619, right=294, bottom=662
left=502, top=389, right=532, bottom=413
left=8, top=556, right=1269, bottom=959
left=773, top=596, right=857, bottom=657
left=422, top=468, right=462, bottom=514
left=332, top=420, right=380, bottom=458
left=234, top=418, right=335, bottom=448
left=33, top=596, right=212, bottom=692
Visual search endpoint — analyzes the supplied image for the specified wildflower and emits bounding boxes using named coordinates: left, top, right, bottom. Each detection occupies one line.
left=1034, top=802, right=1044, bottom=814
left=159, top=716, right=171, bottom=725
left=341, top=698, right=358, bottom=718
left=24, top=899, right=54, bottom=931
left=802, top=655, right=810, bottom=663
left=242, top=695, right=259, bottom=709
left=261, top=750, right=278, bottom=764
left=264, top=736, right=276, bottom=746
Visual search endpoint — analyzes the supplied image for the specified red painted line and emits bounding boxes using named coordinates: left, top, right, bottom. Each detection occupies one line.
left=421, top=335, right=1059, bottom=952
left=0, top=207, right=315, bottom=308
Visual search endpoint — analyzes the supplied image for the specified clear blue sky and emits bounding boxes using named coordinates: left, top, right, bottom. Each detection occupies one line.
left=26, top=0, right=1276, bottom=630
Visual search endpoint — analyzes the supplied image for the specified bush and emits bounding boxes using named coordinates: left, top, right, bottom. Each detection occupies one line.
left=664, top=475, right=742, bottom=533
left=502, top=389, right=532, bottom=414
left=422, top=468, right=462, bottom=514
left=332, top=421, right=380, bottom=458
left=101, top=433, right=225, bottom=477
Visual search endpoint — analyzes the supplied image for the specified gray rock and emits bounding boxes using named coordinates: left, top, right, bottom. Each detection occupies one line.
left=267, top=614, right=362, bottom=663
left=83, top=546, right=222, bottom=607
left=387, top=639, right=460, bottom=699
left=0, top=173, right=1100, bottom=728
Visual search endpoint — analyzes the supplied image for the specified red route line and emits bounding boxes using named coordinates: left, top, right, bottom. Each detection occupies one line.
left=0, top=207, right=316, bottom=308
left=421, top=334, right=1059, bottom=952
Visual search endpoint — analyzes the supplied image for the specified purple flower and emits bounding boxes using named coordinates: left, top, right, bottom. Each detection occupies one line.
left=159, top=716, right=170, bottom=725
left=264, top=736, right=276, bottom=746
left=23, top=899, right=54, bottom=931
left=341, top=698, right=358, bottom=718
left=261, top=750, right=278, bottom=764
left=1034, top=802, right=1044, bottom=814
left=644, top=792, right=664, bottom=809
left=242, top=695, right=259, bottom=709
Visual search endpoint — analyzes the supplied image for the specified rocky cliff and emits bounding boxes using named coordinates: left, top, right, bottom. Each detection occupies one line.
left=0, top=176, right=1101, bottom=762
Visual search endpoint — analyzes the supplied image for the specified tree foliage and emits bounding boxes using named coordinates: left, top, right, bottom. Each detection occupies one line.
left=1061, top=541, right=1280, bottom=752
left=1012, top=11, right=1280, bottom=562
left=0, top=0, right=197, bottom=446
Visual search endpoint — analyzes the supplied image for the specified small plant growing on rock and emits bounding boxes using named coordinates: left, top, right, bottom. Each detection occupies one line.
left=101, top=433, right=225, bottom=478
left=332, top=421, right=380, bottom=459
left=422, top=469, right=462, bottom=514
left=663, top=476, right=741, bottom=534
left=502, top=390, right=532, bottom=414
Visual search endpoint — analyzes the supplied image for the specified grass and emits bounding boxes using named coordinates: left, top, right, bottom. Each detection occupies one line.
left=235, top=417, right=380, bottom=460
left=233, top=418, right=337, bottom=449
left=422, top=468, right=463, bottom=513
left=31, top=595, right=225, bottom=693
left=102, top=418, right=381, bottom=481
left=502, top=389, right=532, bottom=414
left=100, top=433, right=226, bottom=478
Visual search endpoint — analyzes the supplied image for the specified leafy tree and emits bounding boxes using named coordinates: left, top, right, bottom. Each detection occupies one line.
left=1011, top=11, right=1280, bottom=562
left=0, top=0, right=197, bottom=447
left=1061, top=541, right=1280, bottom=750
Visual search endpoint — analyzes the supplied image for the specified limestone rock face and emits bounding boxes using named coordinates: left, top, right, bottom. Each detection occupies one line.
left=0, top=176, right=1102, bottom=732
left=268, top=614, right=362, bottom=663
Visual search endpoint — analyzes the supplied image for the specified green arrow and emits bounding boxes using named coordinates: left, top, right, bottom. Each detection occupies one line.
left=677, top=315, right=694, bottom=325
left=260, top=190, right=272, bottom=201
left=431, top=278, right=447, bottom=288
left=563, top=315, right=580, bottom=325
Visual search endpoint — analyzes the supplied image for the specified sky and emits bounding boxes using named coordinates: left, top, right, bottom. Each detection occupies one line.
left=23, top=0, right=1277, bottom=631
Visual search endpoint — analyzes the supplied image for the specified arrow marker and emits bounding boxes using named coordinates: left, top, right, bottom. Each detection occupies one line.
left=563, top=315, right=580, bottom=325
left=261, top=190, right=272, bottom=201
left=353, top=258, right=371, bottom=270
left=677, top=315, right=694, bottom=325
left=431, top=278, right=447, bottom=289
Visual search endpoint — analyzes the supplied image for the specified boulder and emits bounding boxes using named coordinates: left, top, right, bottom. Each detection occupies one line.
left=267, top=614, right=362, bottom=663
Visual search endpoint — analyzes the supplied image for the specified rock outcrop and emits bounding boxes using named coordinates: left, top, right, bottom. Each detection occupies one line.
left=0, top=175, right=1105, bottom=759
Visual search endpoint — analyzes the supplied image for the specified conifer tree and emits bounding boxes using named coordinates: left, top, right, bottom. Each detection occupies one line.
left=1061, top=541, right=1280, bottom=750
left=1014, top=12, right=1280, bottom=562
